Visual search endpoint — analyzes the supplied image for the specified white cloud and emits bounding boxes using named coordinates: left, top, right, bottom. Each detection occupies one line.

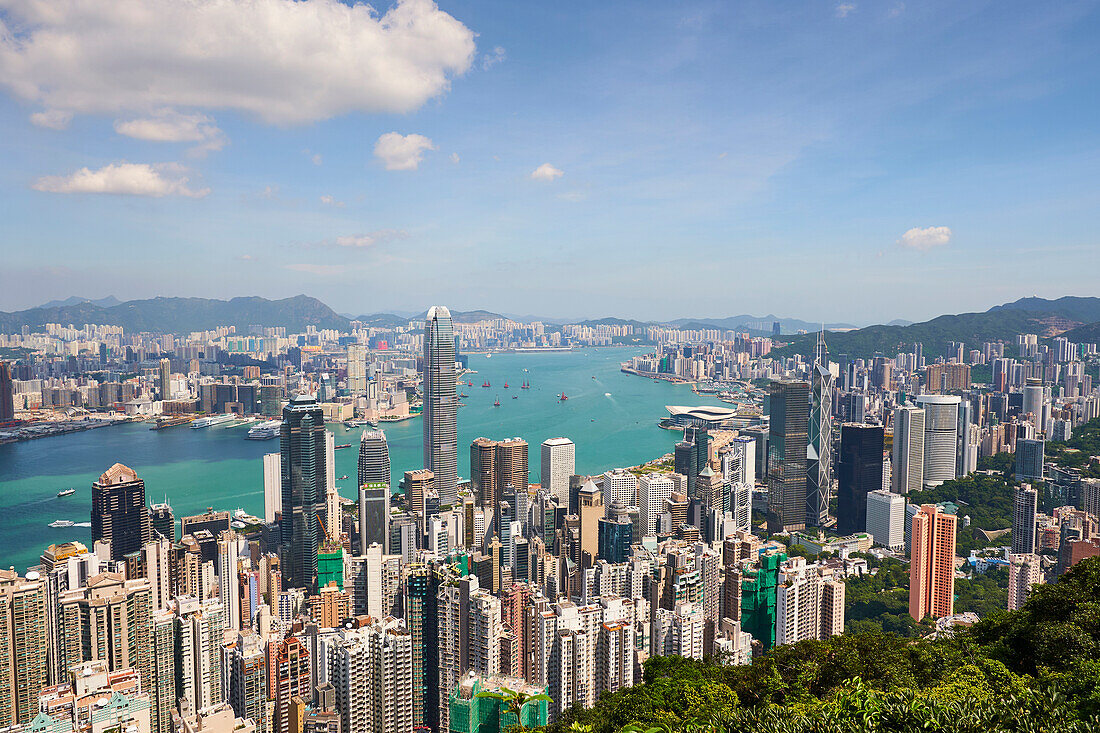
left=333, top=230, right=406, bottom=248
left=320, top=194, right=344, bottom=208
left=0, top=0, right=476, bottom=125
left=30, top=109, right=72, bottom=130
left=835, top=3, right=856, bottom=18
left=373, top=132, right=436, bottom=171
left=32, top=162, right=208, bottom=197
left=450, top=152, right=460, bottom=164
left=530, top=163, right=564, bottom=181
left=481, top=46, right=506, bottom=71
left=888, top=2, right=905, bottom=18
left=312, top=153, right=323, bottom=166
left=114, top=109, right=225, bottom=154
left=898, top=226, right=952, bottom=251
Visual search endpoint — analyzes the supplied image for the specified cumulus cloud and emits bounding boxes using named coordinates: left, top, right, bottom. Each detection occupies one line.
left=30, top=109, right=72, bottom=130
left=373, top=133, right=436, bottom=171
left=835, top=3, right=856, bottom=17
left=898, top=226, right=952, bottom=251
left=0, top=0, right=477, bottom=125
left=114, top=109, right=225, bottom=154
left=312, top=154, right=323, bottom=166
left=530, top=163, right=564, bottom=181
left=32, top=162, right=209, bottom=197
left=319, top=195, right=344, bottom=208
left=450, top=152, right=460, bottom=164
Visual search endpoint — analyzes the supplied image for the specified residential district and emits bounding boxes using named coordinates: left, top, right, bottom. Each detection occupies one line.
left=0, top=306, right=1099, bottom=733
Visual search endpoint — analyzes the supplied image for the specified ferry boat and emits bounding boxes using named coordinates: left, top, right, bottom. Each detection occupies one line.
left=335, top=444, right=352, bottom=450
left=49, top=520, right=75, bottom=528
left=559, top=392, right=568, bottom=401
left=57, top=488, right=76, bottom=497
left=246, top=420, right=282, bottom=440
left=191, top=413, right=236, bottom=429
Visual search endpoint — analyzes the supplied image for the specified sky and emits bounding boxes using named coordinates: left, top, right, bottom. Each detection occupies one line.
left=0, top=0, right=1098, bottom=324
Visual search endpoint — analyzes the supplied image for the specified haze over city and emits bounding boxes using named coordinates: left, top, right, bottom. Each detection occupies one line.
left=2, top=0, right=1098, bottom=321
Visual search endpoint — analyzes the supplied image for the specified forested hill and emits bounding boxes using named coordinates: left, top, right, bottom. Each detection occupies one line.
left=544, top=557, right=1100, bottom=733
left=0, top=295, right=349, bottom=334
left=771, top=299, right=1099, bottom=360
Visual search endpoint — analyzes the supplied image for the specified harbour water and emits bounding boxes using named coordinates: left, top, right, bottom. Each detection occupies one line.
left=0, top=348, right=730, bottom=571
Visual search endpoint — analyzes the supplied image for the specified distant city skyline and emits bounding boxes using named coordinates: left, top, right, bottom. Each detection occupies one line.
left=2, top=1, right=1098, bottom=321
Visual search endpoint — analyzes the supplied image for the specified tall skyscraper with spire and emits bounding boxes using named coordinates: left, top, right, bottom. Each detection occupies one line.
left=807, top=329, right=833, bottom=527
left=423, top=306, right=458, bottom=507
left=279, top=394, right=328, bottom=591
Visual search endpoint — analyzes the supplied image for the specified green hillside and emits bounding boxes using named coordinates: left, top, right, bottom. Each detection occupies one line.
left=0, top=295, right=349, bottom=334
left=543, top=557, right=1100, bottom=733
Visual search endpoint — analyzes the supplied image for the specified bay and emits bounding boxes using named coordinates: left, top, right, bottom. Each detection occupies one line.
left=0, top=347, right=730, bottom=571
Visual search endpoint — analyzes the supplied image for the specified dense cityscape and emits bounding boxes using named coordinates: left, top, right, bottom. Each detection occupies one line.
left=0, top=297, right=1099, bottom=733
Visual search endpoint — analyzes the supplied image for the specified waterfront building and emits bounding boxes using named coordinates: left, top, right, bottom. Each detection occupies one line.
left=865, top=489, right=905, bottom=552
left=914, top=395, right=960, bottom=488
left=92, top=463, right=153, bottom=561
left=0, top=361, right=13, bottom=421
left=836, top=423, right=884, bottom=536
left=158, top=357, right=171, bottom=400
left=909, top=504, right=957, bottom=621
left=541, top=438, right=575, bottom=507
left=892, top=403, right=925, bottom=494
left=424, top=306, right=459, bottom=507
left=767, top=380, right=810, bottom=534
left=263, top=452, right=281, bottom=524
left=279, top=395, right=328, bottom=591
left=1012, top=484, right=1039, bottom=555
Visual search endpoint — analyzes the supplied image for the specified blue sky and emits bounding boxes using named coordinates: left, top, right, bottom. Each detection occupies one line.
left=1, top=0, right=1097, bottom=323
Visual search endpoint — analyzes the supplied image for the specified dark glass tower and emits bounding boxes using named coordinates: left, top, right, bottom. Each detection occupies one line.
left=767, top=380, right=810, bottom=535
left=423, top=306, right=458, bottom=507
left=0, top=361, right=14, bottom=421
left=357, top=429, right=392, bottom=553
left=836, top=423, right=884, bottom=535
left=279, top=395, right=327, bottom=591
left=149, top=502, right=175, bottom=542
left=404, top=565, right=440, bottom=730
left=674, top=426, right=711, bottom=498
left=92, top=463, right=152, bottom=560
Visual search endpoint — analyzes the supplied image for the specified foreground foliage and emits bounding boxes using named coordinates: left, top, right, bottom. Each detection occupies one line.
left=543, top=557, right=1100, bottom=733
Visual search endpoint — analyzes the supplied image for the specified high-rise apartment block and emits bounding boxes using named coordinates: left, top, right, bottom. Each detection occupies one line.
left=909, top=504, right=957, bottom=621
left=1008, top=553, right=1042, bottom=611
left=865, top=489, right=905, bottom=552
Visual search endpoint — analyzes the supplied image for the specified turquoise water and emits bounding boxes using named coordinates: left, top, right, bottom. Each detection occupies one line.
left=0, top=348, right=729, bottom=571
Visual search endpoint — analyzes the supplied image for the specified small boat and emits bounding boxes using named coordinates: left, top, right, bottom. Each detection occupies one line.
left=493, top=397, right=501, bottom=407
left=460, top=392, right=469, bottom=398
left=49, top=520, right=75, bottom=528
left=57, top=488, right=76, bottom=497
left=592, top=376, right=596, bottom=380
left=338, top=475, right=348, bottom=481
left=335, top=444, right=352, bottom=450
left=503, top=383, right=509, bottom=389
left=559, top=392, right=568, bottom=401
left=468, top=381, right=474, bottom=386
left=512, top=395, right=518, bottom=400
left=482, top=381, right=490, bottom=388
left=521, top=380, right=530, bottom=390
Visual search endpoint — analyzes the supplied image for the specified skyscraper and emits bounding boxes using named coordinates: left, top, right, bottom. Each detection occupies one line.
left=1012, top=484, right=1039, bottom=555
left=1008, top=553, right=1041, bottom=611
left=263, top=452, right=281, bottom=523
left=358, top=429, right=391, bottom=487
left=1015, top=438, right=1045, bottom=482
left=346, top=344, right=367, bottom=396
left=149, top=502, right=175, bottom=543
left=836, top=424, right=884, bottom=536
left=865, top=489, right=905, bottom=552
left=892, top=403, right=925, bottom=494
left=909, top=504, right=957, bottom=621
left=1022, top=378, right=1045, bottom=436
left=638, top=473, right=675, bottom=537
left=174, top=596, right=226, bottom=715
left=424, top=306, right=459, bottom=507
left=404, top=565, right=440, bottom=730
left=767, top=380, right=810, bottom=534
left=0, top=569, right=48, bottom=727
left=279, top=395, right=328, bottom=591
left=806, top=336, right=833, bottom=528
left=92, top=463, right=153, bottom=561
left=158, top=358, right=171, bottom=400
left=541, top=438, right=575, bottom=507
left=0, top=361, right=15, bottom=421
left=914, top=395, right=960, bottom=488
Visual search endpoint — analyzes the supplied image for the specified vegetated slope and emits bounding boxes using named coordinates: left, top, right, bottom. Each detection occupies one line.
left=0, top=295, right=349, bottom=334
left=546, top=558, right=1100, bottom=733
left=989, top=296, right=1100, bottom=323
